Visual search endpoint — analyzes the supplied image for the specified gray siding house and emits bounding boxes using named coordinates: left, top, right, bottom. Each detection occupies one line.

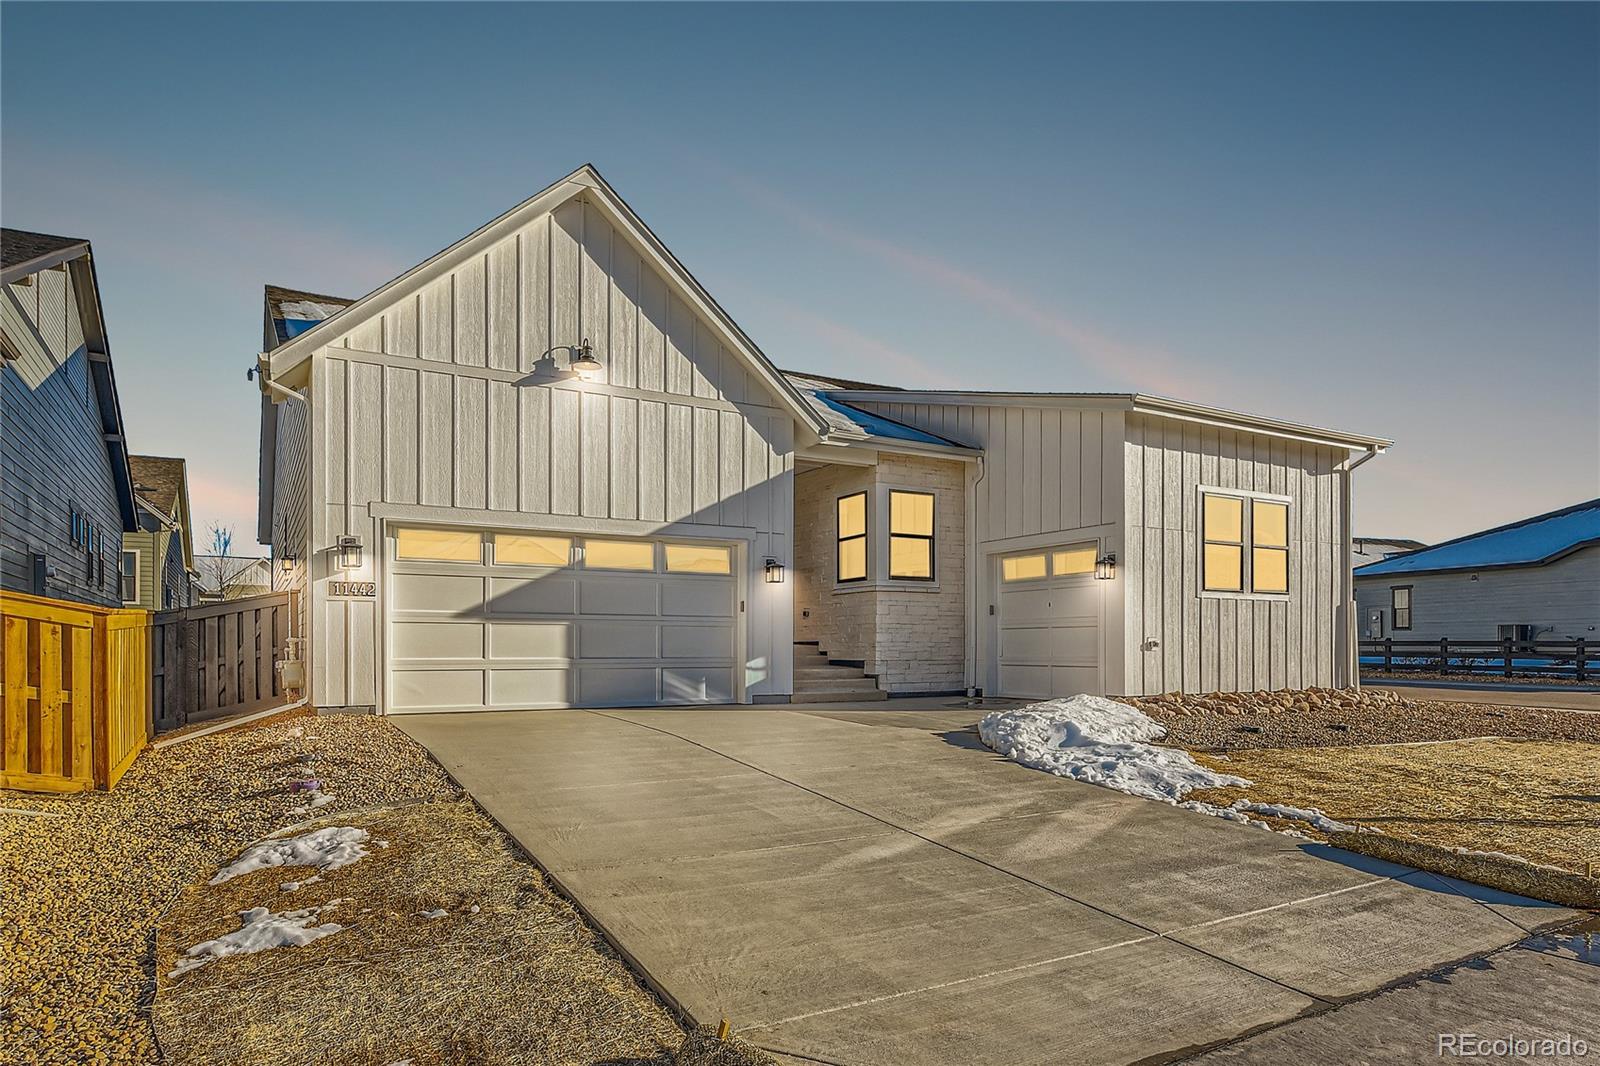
left=123, top=455, right=197, bottom=611
left=1355, top=499, right=1600, bottom=643
left=1, top=229, right=137, bottom=607
left=257, top=165, right=1391, bottom=714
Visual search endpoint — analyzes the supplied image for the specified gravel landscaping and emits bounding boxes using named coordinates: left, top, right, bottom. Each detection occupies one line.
left=1126, top=687, right=1600, bottom=751
left=1, top=711, right=772, bottom=1066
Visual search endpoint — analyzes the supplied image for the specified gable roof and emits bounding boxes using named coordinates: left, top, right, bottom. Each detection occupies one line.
left=129, top=455, right=187, bottom=518
left=1, top=228, right=89, bottom=278
left=260, top=164, right=827, bottom=438
left=1355, top=499, right=1600, bottom=577
left=265, top=285, right=352, bottom=348
left=0, top=229, right=138, bottom=530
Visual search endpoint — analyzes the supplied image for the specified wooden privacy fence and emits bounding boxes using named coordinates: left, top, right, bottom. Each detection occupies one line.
left=1360, top=638, right=1592, bottom=682
left=1, top=590, right=149, bottom=792
left=150, top=591, right=293, bottom=733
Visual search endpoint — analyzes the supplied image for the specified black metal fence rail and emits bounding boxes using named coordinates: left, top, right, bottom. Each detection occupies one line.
left=1359, top=638, right=1593, bottom=681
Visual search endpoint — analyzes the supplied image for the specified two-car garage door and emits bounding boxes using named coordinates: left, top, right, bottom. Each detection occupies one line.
left=387, top=527, right=738, bottom=713
left=994, top=543, right=1103, bottom=699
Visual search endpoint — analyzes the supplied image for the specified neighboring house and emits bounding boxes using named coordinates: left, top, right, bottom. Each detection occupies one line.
left=1351, top=536, right=1426, bottom=570
left=123, top=455, right=197, bottom=610
left=1, top=229, right=138, bottom=607
left=1354, top=499, right=1600, bottom=643
left=256, top=164, right=1391, bottom=714
left=193, top=555, right=273, bottom=602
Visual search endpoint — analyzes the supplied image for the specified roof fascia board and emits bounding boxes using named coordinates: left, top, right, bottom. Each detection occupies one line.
left=1, top=243, right=89, bottom=286
left=1130, top=395, right=1393, bottom=451
left=832, top=390, right=1135, bottom=412
left=808, top=434, right=979, bottom=463
left=67, top=255, right=138, bottom=531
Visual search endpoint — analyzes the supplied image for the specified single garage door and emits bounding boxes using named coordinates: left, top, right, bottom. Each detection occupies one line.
left=387, top=527, right=738, bottom=712
left=994, top=542, right=1103, bottom=698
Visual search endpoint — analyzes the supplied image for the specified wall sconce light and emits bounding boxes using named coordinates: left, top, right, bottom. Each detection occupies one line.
left=1094, top=552, right=1116, bottom=580
left=764, top=557, right=785, bottom=584
left=569, top=338, right=602, bottom=379
left=335, top=535, right=363, bottom=570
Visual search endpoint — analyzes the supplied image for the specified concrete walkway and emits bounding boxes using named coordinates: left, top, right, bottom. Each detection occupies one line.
left=397, top=704, right=1584, bottom=1066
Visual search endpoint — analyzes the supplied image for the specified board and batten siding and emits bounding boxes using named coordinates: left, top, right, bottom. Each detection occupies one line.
left=295, top=195, right=797, bottom=708
left=1121, top=413, right=1349, bottom=696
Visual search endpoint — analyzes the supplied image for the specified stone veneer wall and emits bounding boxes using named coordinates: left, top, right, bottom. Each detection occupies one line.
left=793, top=454, right=967, bottom=694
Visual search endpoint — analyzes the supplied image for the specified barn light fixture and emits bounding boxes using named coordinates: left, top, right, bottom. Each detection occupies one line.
left=1094, top=552, right=1116, bottom=581
left=764, top=558, right=785, bottom=584
left=569, top=339, right=603, bottom=379
left=335, top=535, right=363, bottom=570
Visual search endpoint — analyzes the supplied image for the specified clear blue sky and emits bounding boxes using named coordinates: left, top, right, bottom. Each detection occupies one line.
left=4, top=2, right=1595, bottom=548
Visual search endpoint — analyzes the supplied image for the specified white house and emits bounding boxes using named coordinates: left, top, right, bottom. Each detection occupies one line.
left=1355, top=499, right=1600, bottom=643
left=256, top=165, right=1391, bottom=714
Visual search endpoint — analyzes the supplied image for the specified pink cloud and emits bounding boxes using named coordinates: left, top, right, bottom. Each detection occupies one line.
left=717, top=169, right=1203, bottom=399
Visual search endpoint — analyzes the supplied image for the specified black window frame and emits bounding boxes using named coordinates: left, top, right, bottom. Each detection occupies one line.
left=836, top=491, right=868, bottom=583
left=887, top=489, right=936, bottom=582
left=1391, top=585, right=1412, bottom=631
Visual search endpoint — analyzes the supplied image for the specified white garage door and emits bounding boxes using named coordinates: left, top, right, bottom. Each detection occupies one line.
left=994, top=543, right=1103, bottom=699
left=387, top=527, right=738, bottom=713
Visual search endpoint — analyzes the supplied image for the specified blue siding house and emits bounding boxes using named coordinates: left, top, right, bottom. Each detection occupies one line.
left=1, top=229, right=138, bottom=608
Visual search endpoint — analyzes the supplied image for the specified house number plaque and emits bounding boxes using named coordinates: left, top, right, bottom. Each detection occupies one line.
left=328, top=581, right=376, bottom=598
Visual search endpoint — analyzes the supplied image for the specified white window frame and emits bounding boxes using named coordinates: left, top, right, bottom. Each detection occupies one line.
left=1196, top=485, right=1292, bottom=602
left=120, top=549, right=140, bottom=605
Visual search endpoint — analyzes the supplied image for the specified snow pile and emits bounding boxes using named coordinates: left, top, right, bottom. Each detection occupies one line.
left=289, top=790, right=336, bottom=815
left=170, top=904, right=343, bottom=977
left=979, top=695, right=1250, bottom=803
left=1233, top=800, right=1354, bottom=834
left=210, top=827, right=374, bottom=885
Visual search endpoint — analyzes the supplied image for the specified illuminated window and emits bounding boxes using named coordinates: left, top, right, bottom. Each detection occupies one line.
left=494, top=534, right=570, bottom=566
left=665, top=543, right=731, bottom=574
left=1001, top=553, right=1048, bottom=582
left=888, top=490, right=934, bottom=580
left=583, top=539, right=655, bottom=571
left=1251, top=500, right=1289, bottom=594
left=1391, top=586, right=1411, bottom=630
left=1052, top=544, right=1096, bottom=576
left=1202, top=495, right=1244, bottom=592
left=1202, top=493, right=1292, bottom=595
left=837, top=492, right=867, bottom=582
left=397, top=528, right=481, bottom=562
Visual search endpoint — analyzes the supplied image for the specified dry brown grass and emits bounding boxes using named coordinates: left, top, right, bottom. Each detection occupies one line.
left=154, top=800, right=687, bottom=1065
left=1191, top=738, right=1600, bottom=874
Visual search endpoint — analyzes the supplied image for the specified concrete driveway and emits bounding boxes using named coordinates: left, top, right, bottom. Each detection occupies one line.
left=397, top=703, right=1582, bottom=1066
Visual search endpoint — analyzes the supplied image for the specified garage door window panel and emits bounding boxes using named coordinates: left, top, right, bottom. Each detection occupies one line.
left=1051, top=544, right=1096, bottom=576
left=665, top=544, right=732, bottom=574
left=495, top=534, right=571, bottom=567
left=397, top=528, right=482, bottom=562
left=584, top=539, right=656, bottom=571
left=888, top=490, right=935, bottom=580
left=1002, top=553, right=1048, bottom=582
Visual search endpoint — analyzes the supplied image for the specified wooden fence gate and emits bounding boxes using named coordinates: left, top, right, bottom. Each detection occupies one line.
left=150, top=592, right=295, bottom=732
left=1, top=591, right=149, bottom=792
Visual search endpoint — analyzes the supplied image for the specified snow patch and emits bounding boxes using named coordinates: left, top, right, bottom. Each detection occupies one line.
left=289, top=791, right=336, bottom=815
left=170, top=906, right=342, bottom=977
left=211, top=827, right=374, bottom=885
left=979, top=696, right=1250, bottom=803
left=280, top=874, right=322, bottom=893
left=418, top=908, right=448, bottom=919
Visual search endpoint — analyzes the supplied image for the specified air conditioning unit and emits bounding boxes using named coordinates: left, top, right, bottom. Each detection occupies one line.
left=1497, top=623, right=1538, bottom=652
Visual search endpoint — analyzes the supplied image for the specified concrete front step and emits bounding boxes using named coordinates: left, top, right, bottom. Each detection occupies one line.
left=790, top=687, right=890, bottom=702
left=794, top=678, right=885, bottom=695
left=795, top=665, right=869, bottom=679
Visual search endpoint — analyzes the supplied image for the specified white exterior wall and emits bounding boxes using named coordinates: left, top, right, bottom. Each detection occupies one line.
left=1122, top=414, right=1351, bottom=696
left=848, top=401, right=1126, bottom=695
left=1355, top=546, right=1600, bottom=643
left=287, top=194, right=797, bottom=710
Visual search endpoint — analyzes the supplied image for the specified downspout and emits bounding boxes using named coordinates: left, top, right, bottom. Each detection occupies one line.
left=1341, top=446, right=1384, bottom=691
left=965, top=455, right=987, bottom=697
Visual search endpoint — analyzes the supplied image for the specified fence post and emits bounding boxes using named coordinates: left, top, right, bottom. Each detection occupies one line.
left=1383, top=638, right=1392, bottom=674
left=1578, top=639, right=1588, bottom=684
left=1438, top=637, right=1449, bottom=672
left=1503, top=637, right=1513, bottom=678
